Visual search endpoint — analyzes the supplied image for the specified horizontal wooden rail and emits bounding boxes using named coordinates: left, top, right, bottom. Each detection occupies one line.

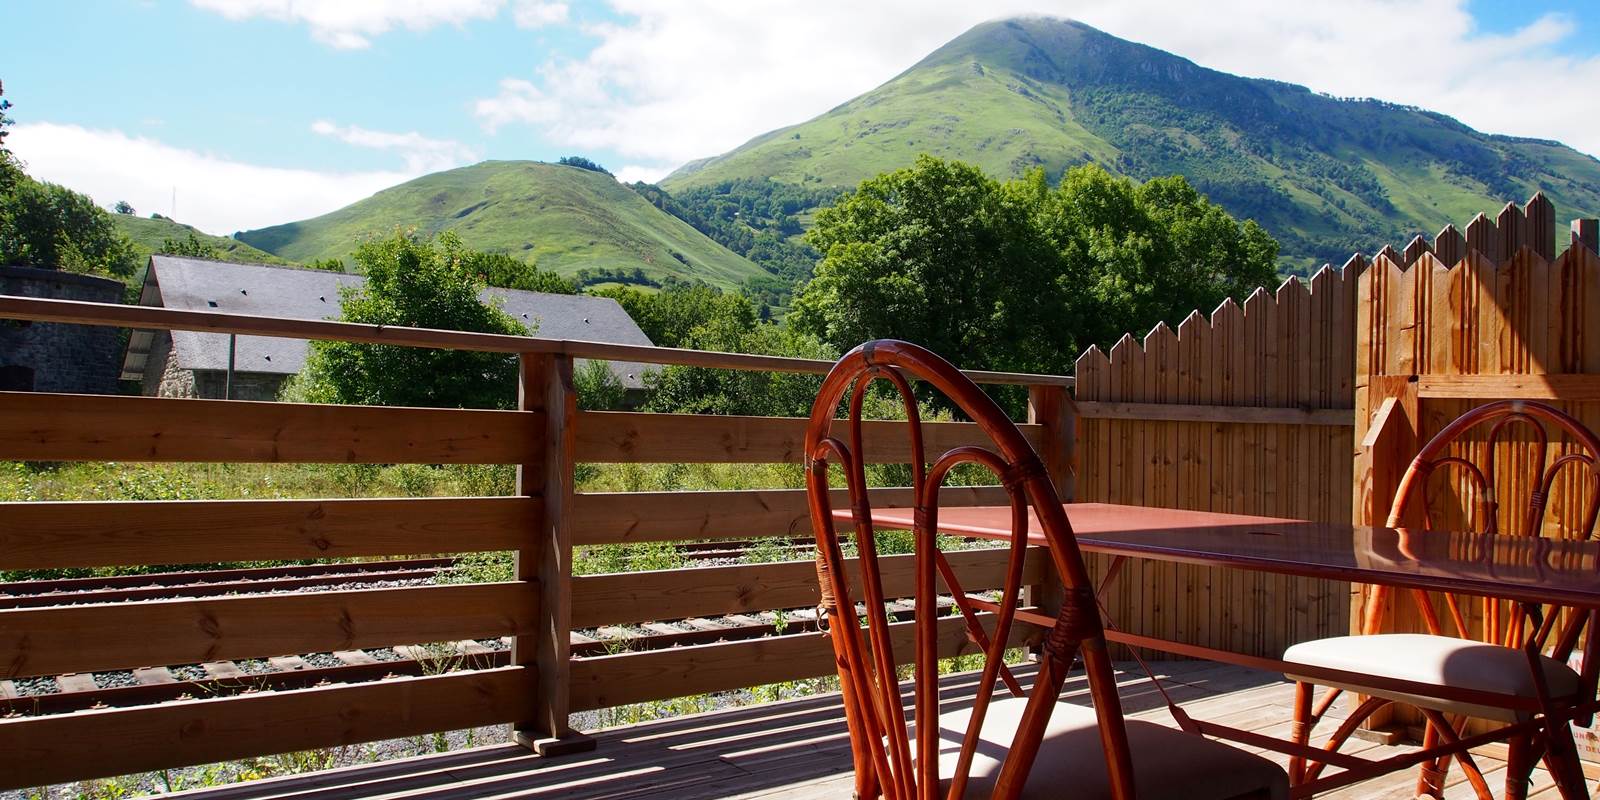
left=570, top=485, right=1010, bottom=545
left=573, top=411, right=1045, bottom=464
left=1415, top=373, right=1600, bottom=401
left=0, top=583, right=537, bottom=678
left=0, top=392, right=532, bottom=463
left=0, top=666, right=532, bottom=791
left=0, top=295, right=1073, bottom=387
left=0, top=496, right=537, bottom=570
left=570, top=612, right=1035, bottom=710
left=1073, top=401, right=1353, bottom=426
left=572, top=548, right=1044, bottom=627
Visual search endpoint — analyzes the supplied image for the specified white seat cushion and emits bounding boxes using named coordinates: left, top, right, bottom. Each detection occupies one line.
left=930, top=696, right=1288, bottom=799
left=1283, top=633, right=1581, bottom=722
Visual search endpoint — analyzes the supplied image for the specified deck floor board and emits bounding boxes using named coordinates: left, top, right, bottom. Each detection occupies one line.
left=166, top=663, right=1595, bottom=800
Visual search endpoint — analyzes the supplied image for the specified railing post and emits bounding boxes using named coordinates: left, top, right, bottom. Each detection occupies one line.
left=514, top=352, right=594, bottom=755
left=1025, top=383, right=1076, bottom=638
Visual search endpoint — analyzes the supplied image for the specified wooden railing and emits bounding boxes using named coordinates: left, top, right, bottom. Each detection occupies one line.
left=0, top=295, right=1071, bottom=790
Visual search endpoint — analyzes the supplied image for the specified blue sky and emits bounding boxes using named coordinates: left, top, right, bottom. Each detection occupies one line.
left=5, top=0, right=1599, bottom=234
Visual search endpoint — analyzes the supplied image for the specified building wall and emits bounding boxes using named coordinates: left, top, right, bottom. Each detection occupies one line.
left=192, top=369, right=287, bottom=401
left=0, top=266, right=125, bottom=394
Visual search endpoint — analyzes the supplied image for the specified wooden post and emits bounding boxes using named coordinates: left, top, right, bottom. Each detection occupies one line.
left=1025, top=384, right=1075, bottom=634
left=514, top=353, right=594, bottom=755
left=1574, top=219, right=1599, bottom=254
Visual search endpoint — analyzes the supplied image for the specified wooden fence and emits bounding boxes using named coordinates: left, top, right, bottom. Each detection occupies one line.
left=0, top=296, right=1065, bottom=790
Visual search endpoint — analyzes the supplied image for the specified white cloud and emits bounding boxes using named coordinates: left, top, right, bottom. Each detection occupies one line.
left=471, top=0, right=1600, bottom=179
left=310, top=120, right=479, bottom=173
left=189, top=0, right=506, bottom=49
left=613, top=164, right=669, bottom=184
left=513, top=1, right=568, bottom=28
left=8, top=123, right=415, bottom=234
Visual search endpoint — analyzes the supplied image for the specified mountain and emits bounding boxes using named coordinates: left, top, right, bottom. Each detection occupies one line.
left=113, top=214, right=292, bottom=265
left=662, top=17, right=1600, bottom=271
left=238, top=161, right=769, bottom=291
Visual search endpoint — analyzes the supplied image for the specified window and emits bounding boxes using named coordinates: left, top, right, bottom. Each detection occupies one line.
left=0, top=365, right=35, bottom=391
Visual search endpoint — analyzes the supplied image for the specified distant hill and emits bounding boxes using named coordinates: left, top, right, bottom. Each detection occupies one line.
left=238, top=161, right=769, bottom=291
left=113, top=214, right=292, bottom=266
left=663, top=17, right=1600, bottom=271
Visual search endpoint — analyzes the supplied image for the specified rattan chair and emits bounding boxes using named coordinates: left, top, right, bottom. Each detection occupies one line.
left=804, top=340, right=1288, bottom=800
left=1285, top=400, right=1600, bottom=800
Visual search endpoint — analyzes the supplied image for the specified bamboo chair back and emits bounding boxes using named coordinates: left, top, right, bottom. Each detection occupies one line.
left=1374, top=400, right=1600, bottom=699
left=803, top=340, right=1135, bottom=800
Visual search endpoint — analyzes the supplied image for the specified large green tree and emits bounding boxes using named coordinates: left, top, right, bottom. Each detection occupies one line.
left=296, top=231, right=528, bottom=409
left=0, top=79, right=138, bottom=276
left=792, top=156, right=1278, bottom=376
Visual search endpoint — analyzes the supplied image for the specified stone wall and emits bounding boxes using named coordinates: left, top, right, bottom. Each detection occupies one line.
left=0, top=266, right=125, bottom=394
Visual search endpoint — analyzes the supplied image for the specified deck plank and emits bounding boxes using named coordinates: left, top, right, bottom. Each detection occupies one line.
left=160, top=662, right=1570, bottom=800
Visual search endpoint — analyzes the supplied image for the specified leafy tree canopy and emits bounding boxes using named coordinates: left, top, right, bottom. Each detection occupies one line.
left=462, top=249, right=576, bottom=294
left=114, top=200, right=135, bottom=215
left=158, top=231, right=221, bottom=259
left=0, top=79, right=139, bottom=277
left=792, top=156, right=1277, bottom=377
left=295, top=231, right=529, bottom=409
left=589, top=283, right=756, bottom=350
left=558, top=156, right=612, bottom=176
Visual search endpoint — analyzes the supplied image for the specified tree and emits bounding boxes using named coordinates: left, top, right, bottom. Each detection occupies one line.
left=461, top=249, right=576, bottom=294
left=0, top=80, right=139, bottom=276
left=644, top=311, right=838, bottom=417
left=557, top=156, right=612, bottom=176
left=158, top=231, right=220, bottom=259
left=114, top=200, right=135, bottom=215
left=792, top=156, right=1278, bottom=378
left=589, top=283, right=755, bottom=349
left=295, top=231, right=529, bottom=409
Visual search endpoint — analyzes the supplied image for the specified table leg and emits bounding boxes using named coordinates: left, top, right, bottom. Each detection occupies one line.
left=1504, top=732, right=1534, bottom=800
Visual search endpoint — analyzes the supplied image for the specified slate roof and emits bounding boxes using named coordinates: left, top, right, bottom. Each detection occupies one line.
left=121, top=256, right=655, bottom=389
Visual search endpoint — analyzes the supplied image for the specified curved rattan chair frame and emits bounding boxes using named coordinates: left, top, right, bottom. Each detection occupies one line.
left=803, top=340, right=1136, bottom=800
left=1290, top=400, right=1600, bottom=799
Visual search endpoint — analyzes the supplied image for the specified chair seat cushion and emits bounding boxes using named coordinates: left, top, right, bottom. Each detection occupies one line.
left=1283, top=633, right=1581, bottom=722
left=931, top=696, right=1288, bottom=799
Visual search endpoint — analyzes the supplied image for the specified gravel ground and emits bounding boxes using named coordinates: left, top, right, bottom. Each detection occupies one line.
left=92, top=671, right=138, bottom=689
left=170, top=665, right=208, bottom=681
left=366, top=648, right=403, bottom=662
left=475, top=638, right=510, bottom=651
left=12, top=677, right=59, bottom=696
left=302, top=653, right=343, bottom=669
left=235, top=659, right=273, bottom=675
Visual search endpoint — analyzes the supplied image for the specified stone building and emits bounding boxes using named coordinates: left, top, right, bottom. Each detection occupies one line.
left=121, top=256, right=656, bottom=401
left=0, top=265, right=126, bottom=394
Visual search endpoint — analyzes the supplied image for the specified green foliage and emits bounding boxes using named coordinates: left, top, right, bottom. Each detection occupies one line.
left=557, top=155, right=612, bottom=176
left=646, top=321, right=837, bottom=417
left=0, top=174, right=140, bottom=275
left=305, top=256, right=346, bottom=272
left=114, top=200, right=135, bottom=215
left=629, top=178, right=831, bottom=287
left=573, top=358, right=627, bottom=411
left=589, top=283, right=753, bottom=349
left=296, top=231, right=528, bottom=409
left=460, top=248, right=576, bottom=293
left=0, top=79, right=17, bottom=196
left=159, top=231, right=222, bottom=259
left=792, top=156, right=1277, bottom=378
left=236, top=161, right=768, bottom=291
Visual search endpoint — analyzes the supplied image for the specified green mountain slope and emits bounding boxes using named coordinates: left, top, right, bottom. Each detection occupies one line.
left=663, top=17, right=1600, bottom=271
left=113, top=214, right=292, bottom=265
left=238, top=161, right=768, bottom=291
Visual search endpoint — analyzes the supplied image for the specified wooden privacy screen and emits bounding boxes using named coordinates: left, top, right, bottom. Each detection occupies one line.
left=1074, top=265, right=1361, bottom=657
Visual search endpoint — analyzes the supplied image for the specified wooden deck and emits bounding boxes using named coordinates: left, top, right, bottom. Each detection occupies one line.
left=164, top=661, right=1594, bottom=800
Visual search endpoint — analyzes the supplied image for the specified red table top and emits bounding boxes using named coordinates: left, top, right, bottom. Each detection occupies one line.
left=834, top=502, right=1600, bottom=608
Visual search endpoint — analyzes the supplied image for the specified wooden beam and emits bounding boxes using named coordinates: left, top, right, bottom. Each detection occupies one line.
left=0, top=295, right=1072, bottom=387
left=0, top=497, right=536, bottom=570
left=515, top=353, right=589, bottom=753
left=571, top=548, right=1046, bottom=628
left=1028, top=385, right=1077, bottom=500
left=0, top=667, right=532, bottom=791
left=0, top=392, right=532, bottom=463
left=0, top=583, right=537, bottom=679
left=569, top=485, right=1010, bottom=546
left=573, top=411, right=1046, bottom=464
left=1415, top=373, right=1600, bottom=401
left=569, top=612, right=1035, bottom=711
left=1072, top=400, right=1353, bottom=426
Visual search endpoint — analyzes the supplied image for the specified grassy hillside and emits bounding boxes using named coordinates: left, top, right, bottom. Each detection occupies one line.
left=664, top=17, right=1600, bottom=272
left=238, top=161, right=768, bottom=291
left=113, top=214, right=292, bottom=265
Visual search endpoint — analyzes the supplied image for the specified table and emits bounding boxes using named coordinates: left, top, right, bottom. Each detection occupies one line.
left=834, top=502, right=1600, bottom=798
